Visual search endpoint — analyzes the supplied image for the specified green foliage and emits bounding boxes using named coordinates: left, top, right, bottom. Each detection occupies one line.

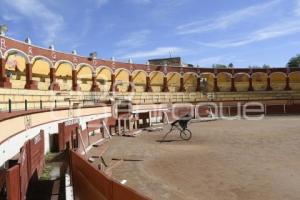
left=287, top=54, right=300, bottom=68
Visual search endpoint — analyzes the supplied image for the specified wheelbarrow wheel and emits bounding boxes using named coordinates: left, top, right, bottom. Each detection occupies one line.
left=180, top=129, right=192, bottom=140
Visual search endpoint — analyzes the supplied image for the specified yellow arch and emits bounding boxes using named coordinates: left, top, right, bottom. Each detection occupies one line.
left=252, top=72, right=268, bottom=91
left=289, top=71, right=300, bottom=91
left=217, top=72, right=232, bottom=92
left=234, top=73, right=249, bottom=92
left=4, top=51, right=28, bottom=89
left=183, top=72, right=197, bottom=92
left=150, top=71, right=164, bottom=92
left=132, top=70, right=147, bottom=92
left=201, top=73, right=215, bottom=92
left=56, top=62, right=73, bottom=91
left=270, top=72, right=286, bottom=91
left=77, top=65, right=93, bottom=91
left=96, top=67, right=112, bottom=92
left=167, top=72, right=181, bottom=92
left=115, top=68, right=130, bottom=92
left=32, top=58, right=51, bottom=90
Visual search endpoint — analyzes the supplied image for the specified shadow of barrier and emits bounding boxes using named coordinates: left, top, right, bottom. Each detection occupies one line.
left=70, top=149, right=151, bottom=200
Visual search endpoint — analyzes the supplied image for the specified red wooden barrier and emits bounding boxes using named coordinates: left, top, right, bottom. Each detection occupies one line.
left=58, top=119, right=80, bottom=151
left=70, top=150, right=150, bottom=200
left=6, top=165, right=21, bottom=200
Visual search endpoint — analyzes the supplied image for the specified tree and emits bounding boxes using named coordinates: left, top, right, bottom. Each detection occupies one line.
left=228, top=63, right=234, bottom=68
left=287, top=54, right=300, bottom=68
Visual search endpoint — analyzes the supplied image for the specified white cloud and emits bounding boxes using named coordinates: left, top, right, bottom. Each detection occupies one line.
left=199, top=19, right=300, bottom=48
left=116, top=30, right=150, bottom=48
left=120, top=46, right=185, bottom=59
left=176, top=0, right=281, bottom=35
left=3, top=0, right=64, bottom=46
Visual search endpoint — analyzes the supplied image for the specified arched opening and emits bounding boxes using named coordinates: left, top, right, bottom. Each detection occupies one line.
left=167, top=72, right=181, bottom=92
left=132, top=70, right=147, bottom=92
left=270, top=72, right=286, bottom=91
left=234, top=73, right=249, bottom=92
left=115, top=69, right=129, bottom=92
left=217, top=72, right=232, bottom=92
left=183, top=73, right=197, bottom=92
left=77, top=65, right=93, bottom=91
left=201, top=73, right=214, bottom=92
left=56, top=62, right=73, bottom=91
left=150, top=71, right=164, bottom=92
left=5, top=52, right=28, bottom=89
left=252, top=72, right=268, bottom=91
left=32, top=58, right=51, bottom=90
left=289, top=71, right=300, bottom=90
left=96, top=67, right=112, bottom=92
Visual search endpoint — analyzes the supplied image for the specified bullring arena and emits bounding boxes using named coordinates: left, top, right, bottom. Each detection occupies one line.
left=0, top=34, right=300, bottom=200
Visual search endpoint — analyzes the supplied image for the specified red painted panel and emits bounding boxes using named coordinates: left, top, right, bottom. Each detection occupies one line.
left=6, top=165, right=21, bottom=200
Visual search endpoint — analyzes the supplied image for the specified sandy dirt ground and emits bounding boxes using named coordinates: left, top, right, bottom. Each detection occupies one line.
left=88, top=116, right=300, bottom=200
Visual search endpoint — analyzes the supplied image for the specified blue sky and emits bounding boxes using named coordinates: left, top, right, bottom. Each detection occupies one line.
left=0, top=0, right=300, bottom=67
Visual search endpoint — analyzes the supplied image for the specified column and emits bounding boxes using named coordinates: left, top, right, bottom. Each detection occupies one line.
left=91, top=73, right=100, bottom=92
left=0, top=58, right=11, bottom=88
left=213, top=77, right=219, bottom=92
left=179, top=76, right=185, bottom=92
left=248, top=76, right=254, bottom=91
left=266, top=76, right=272, bottom=91
left=230, top=77, right=236, bottom=92
left=72, top=69, right=80, bottom=91
left=49, top=67, right=60, bottom=90
left=196, top=76, right=201, bottom=92
left=128, top=74, right=133, bottom=92
left=285, top=74, right=291, bottom=91
left=162, top=75, right=169, bottom=92
left=145, top=75, right=152, bottom=92
left=110, top=73, right=118, bottom=92
left=25, top=63, right=38, bottom=90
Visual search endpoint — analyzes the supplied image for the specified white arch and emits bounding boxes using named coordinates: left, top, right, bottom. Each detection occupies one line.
left=0, top=49, right=3, bottom=59
left=31, top=55, right=54, bottom=68
left=96, top=65, right=113, bottom=74
left=149, top=71, right=165, bottom=77
left=288, top=71, right=300, bottom=78
left=75, top=63, right=94, bottom=73
left=200, top=72, right=215, bottom=78
left=54, top=60, right=75, bottom=70
left=115, top=67, right=131, bottom=75
left=251, top=72, right=268, bottom=78
left=167, top=71, right=181, bottom=77
left=183, top=72, right=198, bottom=77
left=269, top=72, right=287, bottom=78
left=3, top=48, right=30, bottom=64
left=132, top=69, right=147, bottom=76
left=217, top=72, right=232, bottom=78
left=233, top=72, right=250, bottom=78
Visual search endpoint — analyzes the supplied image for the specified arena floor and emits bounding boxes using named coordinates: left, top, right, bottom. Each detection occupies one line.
left=90, top=116, right=300, bottom=200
